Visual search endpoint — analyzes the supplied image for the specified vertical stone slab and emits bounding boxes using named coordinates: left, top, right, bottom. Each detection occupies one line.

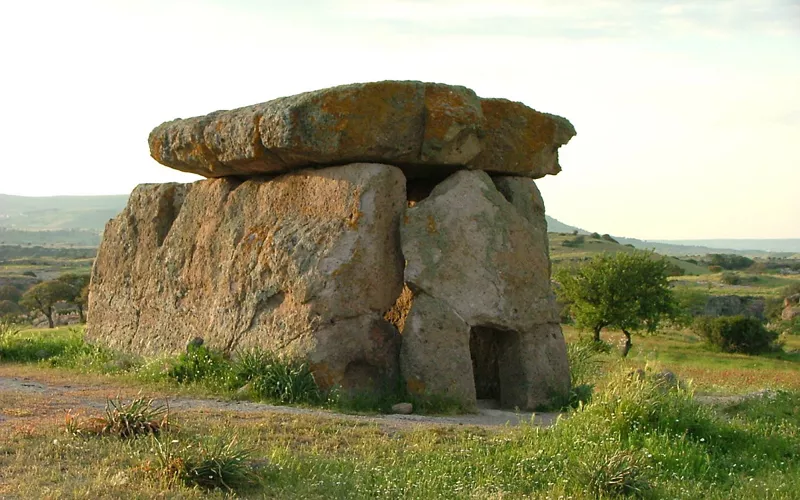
left=399, top=292, right=476, bottom=410
left=88, top=163, right=407, bottom=393
left=399, top=170, right=569, bottom=410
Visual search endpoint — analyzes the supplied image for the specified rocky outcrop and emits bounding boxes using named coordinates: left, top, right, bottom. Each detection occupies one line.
left=399, top=171, right=569, bottom=410
left=149, top=81, right=575, bottom=180
left=91, top=81, right=575, bottom=411
left=88, top=163, right=406, bottom=392
left=783, top=294, right=800, bottom=321
left=703, top=295, right=765, bottom=319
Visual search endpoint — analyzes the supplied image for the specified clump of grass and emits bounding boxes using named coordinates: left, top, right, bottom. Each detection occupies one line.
left=580, top=449, right=651, bottom=498
left=167, top=344, right=230, bottom=385
left=231, top=348, right=321, bottom=404
left=152, top=435, right=260, bottom=492
left=66, top=397, right=168, bottom=438
left=565, top=341, right=604, bottom=408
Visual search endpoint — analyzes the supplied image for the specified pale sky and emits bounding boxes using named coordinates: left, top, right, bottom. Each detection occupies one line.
left=1, top=0, right=798, bottom=239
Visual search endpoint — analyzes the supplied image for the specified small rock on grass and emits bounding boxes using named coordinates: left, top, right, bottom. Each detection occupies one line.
left=391, top=402, right=413, bottom=415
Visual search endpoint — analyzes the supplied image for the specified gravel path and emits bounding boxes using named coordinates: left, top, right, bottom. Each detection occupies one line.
left=0, top=375, right=560, bottom=428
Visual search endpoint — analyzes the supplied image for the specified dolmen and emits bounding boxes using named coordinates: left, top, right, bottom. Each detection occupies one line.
left=87, top=81, right=576, bottom=411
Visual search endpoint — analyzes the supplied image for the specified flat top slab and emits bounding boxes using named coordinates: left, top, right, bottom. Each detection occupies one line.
left=149, top=81, right=575, bottom=180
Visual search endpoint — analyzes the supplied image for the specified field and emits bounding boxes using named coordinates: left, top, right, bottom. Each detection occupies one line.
left=0, top=325, right=798, bottom=498
left=1, top=234, right=799, bottom=498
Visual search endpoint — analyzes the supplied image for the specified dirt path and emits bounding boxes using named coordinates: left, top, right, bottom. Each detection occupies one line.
left=0, top=375, right=560, bottom=429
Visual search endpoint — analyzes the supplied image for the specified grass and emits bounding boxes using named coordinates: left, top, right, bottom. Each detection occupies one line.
left=670, top=272, right=800, bottom=298
left=1, top=325, right=799, bottom=496
left=0, top=326, right=463, bottom=415
left=562, top=325, right=800, bottom=394
left=1, top=366, right=798, bottom=498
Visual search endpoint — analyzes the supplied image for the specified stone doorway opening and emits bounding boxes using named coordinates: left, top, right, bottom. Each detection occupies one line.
left=469, top=326, right=524, bottom=409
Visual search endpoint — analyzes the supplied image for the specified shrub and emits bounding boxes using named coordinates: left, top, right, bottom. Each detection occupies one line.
left=708, top=265, right=723, bottom=273
left=562, top=235, right=586, bottom=248
left=590, top=232, right=601, bottom=239
left=0, top=300, right=23, bottom=319
left=601, top=234, right=618, bottom=244
left=671, top=288, right=709, bottom=327
left=694, top=315, right=779, bottom=354
left=720, top=272, right=741, bottom=285
left=709, top=254, right=754, bottom=270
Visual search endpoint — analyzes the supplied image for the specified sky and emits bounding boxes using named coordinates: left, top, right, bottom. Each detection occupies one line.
left=0, top=0, right=798, bottom=240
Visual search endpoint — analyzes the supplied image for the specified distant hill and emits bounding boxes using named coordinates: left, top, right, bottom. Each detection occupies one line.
left=0, top=193, right=795, bottom=257
left=614, top=237, right=797, bottom=258
left=0, top=193, right=127, bottom=231
left=652, top=239, right=800, bottom=254
left=545, top=216, right=587, bottom=235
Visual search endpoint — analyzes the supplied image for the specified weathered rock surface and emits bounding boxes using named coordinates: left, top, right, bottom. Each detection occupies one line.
left=783, top=294, right=800, bottom=321
left=399, top=170, right=569, bottom=410
left=87, top=163, right=406, bottom=392
left=703, top=295, right=765, bottom=319
left=149, top=81, right=575, bottom=180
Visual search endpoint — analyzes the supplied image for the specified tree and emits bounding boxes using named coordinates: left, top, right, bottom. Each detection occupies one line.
left=57, top=273, right=91, bottom=322
left=556, top=251, right=677, bottom=357
left=19, top=280, right=73, bottom=328
left=0, top=285, right=22, bottom=303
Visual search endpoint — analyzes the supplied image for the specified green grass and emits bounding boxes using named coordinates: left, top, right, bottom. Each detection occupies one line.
left=0, top=327, right=464, bottom=415
left=562, top=325, right=800, bottom=394
left=2, top=366, right=799, bottom=498
left=670, top=272, right=800, bottom=298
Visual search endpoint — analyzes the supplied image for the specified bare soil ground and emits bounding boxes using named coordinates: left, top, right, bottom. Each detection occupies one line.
left=0, top=368, right=560, bottom=432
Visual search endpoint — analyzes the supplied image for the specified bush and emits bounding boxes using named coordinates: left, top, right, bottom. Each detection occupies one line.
left=708, top=265, right=723, bottom=273
left=720, top=272, right=741, bottom=285
left=670, top=289, right=709, bottom=327
left=601, top=234, right=618, bottom=244
left=562, top=235, right=586, bottom=248
left=590, top=232, right=601, bottom=239
left=709, top=254, right=754, bottom=270
left=694, top=315, right=779, bottom=354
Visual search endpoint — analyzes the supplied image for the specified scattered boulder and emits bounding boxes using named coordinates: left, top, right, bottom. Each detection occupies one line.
left=391, top=402, right=413, bottom=415
left=149, top=81, right=575, bottom=180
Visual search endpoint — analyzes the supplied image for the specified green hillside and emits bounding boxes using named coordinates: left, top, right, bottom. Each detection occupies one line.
left=549, top=232, right=710, bottom=275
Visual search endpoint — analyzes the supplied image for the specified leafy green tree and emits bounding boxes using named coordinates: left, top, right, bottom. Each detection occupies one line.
left=0, top=285, right=22, bottom=303
left=19, top=280, right=73, bottom=328
left=556, top=251, right=677, bottom=357
left=57, top=273, right=91, bottom=322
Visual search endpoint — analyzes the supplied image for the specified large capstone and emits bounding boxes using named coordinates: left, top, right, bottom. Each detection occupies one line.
left=88, top=163, right=406, bottom=393
left=149, top=81, right=575, bottom=180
